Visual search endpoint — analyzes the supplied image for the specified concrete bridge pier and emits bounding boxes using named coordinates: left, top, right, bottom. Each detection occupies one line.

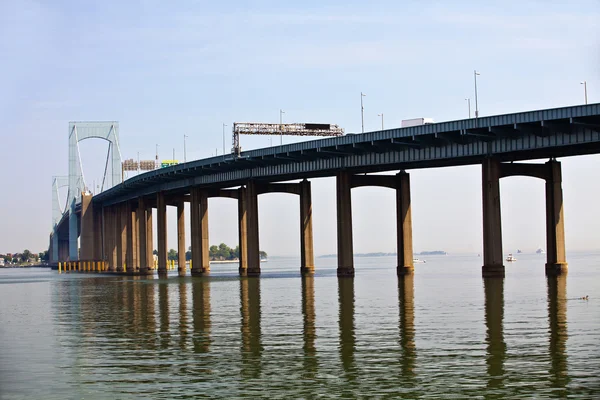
left=157, top=192, right=168, bottom=275
left=245, top=181, right=261, bottom=276
left=79, top=193, right=95, bottom=261
left=191, top=188, right=210, bottom=276
left=137, top=197, right=151, bottom=274
left=300, top=179, right=315, bottom=275
left=336, top=172, right=354, bottom=277
left=482, top=158, right=505, bottom=278
left=177, top=201, right=187, bottom=276
left=238, top=187, right=249, bottom=275
left=396, top=172, right=414, bottom=276
left=104, top=205, right=117, bottom=272
left=544, top=161, right=568, bottom=275
left=336, top=171, right=415, bottom=277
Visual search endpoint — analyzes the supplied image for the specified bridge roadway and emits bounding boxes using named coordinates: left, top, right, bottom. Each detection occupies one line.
left=52, top=103, right=600, bottom=278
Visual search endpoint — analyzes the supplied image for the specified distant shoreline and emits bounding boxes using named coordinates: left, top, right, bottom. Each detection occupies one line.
left=318, top=251, right=447, bottom=258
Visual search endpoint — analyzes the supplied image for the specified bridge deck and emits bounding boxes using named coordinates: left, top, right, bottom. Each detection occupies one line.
left=94, top=104, right=600, bottom=206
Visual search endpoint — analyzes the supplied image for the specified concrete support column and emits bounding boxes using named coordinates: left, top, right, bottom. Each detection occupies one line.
left=80, top=193, right=94, bottom=261
left=115, top=203, right=126, bottom=272
left=131, top=205, right=139, bottom=271
left=191, top=188, right=210, bottom=276
left=336, top=172, right=354, bottom=277
left=482, top=158, right=505, bottom=278
left=238, top=187, right=249, bottom=275
left=104, top=206, right=117, bottom=272
left=93, top=207, right=103, bottom=261
left=246, top=181, right=261, bottom=276
left=396, top=172, right=414, bottom=276
left=545, top=160, right=568, bottom=275
left=299, top=179, right=315, bottom=275
left=125, top=202, right=134, bottom=272
left=157, top=192, right=167, bottom=274
left=138, top=197, right=149, bottom=274
left=177, top=201, right=186, bottom=276
left=146, top=204, right=154, bottom=270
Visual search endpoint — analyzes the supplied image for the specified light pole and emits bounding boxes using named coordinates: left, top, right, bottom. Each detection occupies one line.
left=222, top=123, right=227, bottom=158
left=172, top=148, right=175, bottom=161
left=377, top=113, right=384, bottom=130
left=465, top=98, right=471, bottom=118
left=361, top=92, right=366, bottom=133
left=155, top=144, right=159, bottom=168
left=474, top=70, right=480, bottom=118
left=184, top=135, right=188, bottom=162
left=581, top=81, right=588, bottom=104
left=279, top=109, right=285, bottom=145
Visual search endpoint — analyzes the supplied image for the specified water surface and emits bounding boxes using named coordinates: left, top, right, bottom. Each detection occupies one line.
left=1, top=253, right=599, bottom=398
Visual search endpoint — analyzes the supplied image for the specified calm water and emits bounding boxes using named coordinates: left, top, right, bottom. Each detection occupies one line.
left=1, top=253, right=599, bottom=399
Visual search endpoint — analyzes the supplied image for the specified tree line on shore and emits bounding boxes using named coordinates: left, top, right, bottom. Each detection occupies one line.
left=0, top=250, right=48, bottom=264
left=154, top=243, right=267, bottom=262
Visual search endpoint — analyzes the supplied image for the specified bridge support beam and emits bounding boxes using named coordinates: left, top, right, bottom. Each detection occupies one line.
left=245, top=181, right=261, bottom=276
left=157, top=192, right=167, bottom=275
left=177, top=201, right=187, bottom=276
left=300, top=179, right=315, bottom=275
left=545, top=161, right=568, bottom=275
left=79, top=193, right=94, bottom=261
left=336, top=172, right=354, bottom=277
left=482, top=158, right=505, bottom=277
left=396, top=172, right=414, bottom=276
left=191, top=188, right=210, bottom=276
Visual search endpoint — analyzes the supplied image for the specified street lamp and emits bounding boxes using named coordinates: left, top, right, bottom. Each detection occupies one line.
left=377, top=113, right=384, bottom=130
left=222, top=123, right=227, bottom=158
left=581, top=81, right=588, bottom=105
left=474, top=70, right=481, bottom=118
left=361, top=92, right=366, bottom=133
left=279, top=109, right=285, bottom=145
left=465, top=98, right=471, bottom=118
left=183, top=135, right=188, bottom=163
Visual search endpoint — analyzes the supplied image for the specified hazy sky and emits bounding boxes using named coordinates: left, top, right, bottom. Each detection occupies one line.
left=1, top=0, right=599, bottom=256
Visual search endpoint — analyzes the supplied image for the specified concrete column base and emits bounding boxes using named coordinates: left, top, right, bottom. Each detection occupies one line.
left=337, top=267, right=355, bottom=277
left=191, top=268, right=209, bottom=277
left=482, top=264, right=505, bottom=278
left=301, top=266, right=315, bottom=275
left=138, top=267, right=153, bottom=276
left=545, top=262, right=568, bottom=276
left=397, top=266, right=414, bottom=276
left=246, top=267, right=261, bottom=277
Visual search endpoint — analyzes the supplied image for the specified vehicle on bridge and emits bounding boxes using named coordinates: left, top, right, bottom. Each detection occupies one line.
left=401, top=117, right=434, bottom=127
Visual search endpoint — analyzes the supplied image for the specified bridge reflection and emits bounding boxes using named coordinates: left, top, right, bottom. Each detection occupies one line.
left=547, top=275, right=569, bottom=394
left=398, top=275, right=416, bottom=379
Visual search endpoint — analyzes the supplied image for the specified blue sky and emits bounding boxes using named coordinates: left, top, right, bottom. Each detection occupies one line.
left=1, top=0, right=599, bottom=256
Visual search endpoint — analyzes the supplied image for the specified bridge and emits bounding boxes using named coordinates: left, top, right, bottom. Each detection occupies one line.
left=49, top=103, right=600, bottom=278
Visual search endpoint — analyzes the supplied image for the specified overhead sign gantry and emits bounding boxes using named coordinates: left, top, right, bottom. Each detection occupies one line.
left=232, top=122, right=344, bottom=156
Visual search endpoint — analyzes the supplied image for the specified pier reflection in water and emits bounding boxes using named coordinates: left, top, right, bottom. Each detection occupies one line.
left=240, top=277, right=261, bottom=380
left=301, top=276, right=317, bottom=378
left=484, top=277, right=506, bottom=393
left=547, top=274, right=568, bottom=394
left=398, top=275, right=416, bottom=381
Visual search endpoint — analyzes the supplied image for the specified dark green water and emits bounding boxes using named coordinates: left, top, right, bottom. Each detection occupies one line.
left=1, top=253, right=599, bottom=399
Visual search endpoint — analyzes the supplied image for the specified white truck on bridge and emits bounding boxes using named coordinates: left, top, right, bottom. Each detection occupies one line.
left=401, top=118, right=434, bottom=128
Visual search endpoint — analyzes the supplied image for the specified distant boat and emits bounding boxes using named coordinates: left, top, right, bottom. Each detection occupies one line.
left=413, top=258, right=426, bottom=264
left=536, top=248, right=546, bottom=254
left=506, top=254, right=517, bottom=262
left=517, top=249, right=522, bottom=254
